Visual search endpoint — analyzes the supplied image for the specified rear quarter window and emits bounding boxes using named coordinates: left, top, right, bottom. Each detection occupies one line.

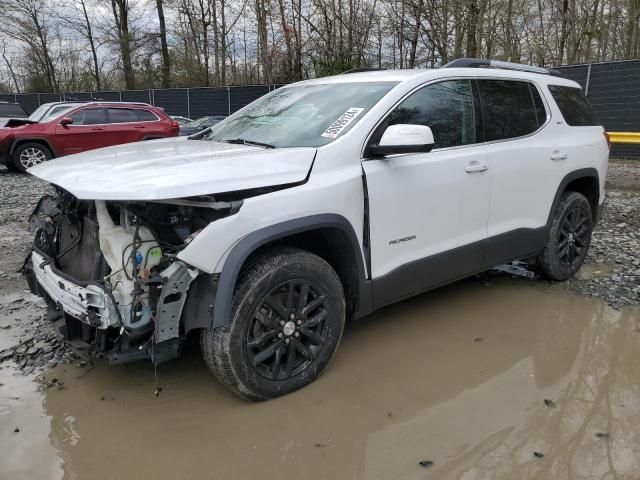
left=548, top=85, right=599, bottom=126
left=137, top=109, right=159, bottom=121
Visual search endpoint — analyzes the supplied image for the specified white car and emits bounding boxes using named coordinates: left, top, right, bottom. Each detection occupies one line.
left=25, top=59, right=609, bottom=400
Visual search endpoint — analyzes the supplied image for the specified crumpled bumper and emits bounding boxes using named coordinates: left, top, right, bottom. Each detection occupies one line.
left=31, top=251, right=120, bottom=329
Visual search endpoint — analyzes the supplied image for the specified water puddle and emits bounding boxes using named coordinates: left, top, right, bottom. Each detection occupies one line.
left=1, top=279, right=639, bottom=479
left=575, top=263, right=615, bottom=281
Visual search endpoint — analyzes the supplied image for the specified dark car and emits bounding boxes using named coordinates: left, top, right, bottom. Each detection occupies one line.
left=0, top=102, right=29, bottom=126
left=179, top=115, right=226, bottom=136
left=0, top=102, right=179, bottom=172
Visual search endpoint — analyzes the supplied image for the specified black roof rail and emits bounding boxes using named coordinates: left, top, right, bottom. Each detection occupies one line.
left=340, top=67, right=386, bottom=74
left=442, top=58, right=563, bottom=77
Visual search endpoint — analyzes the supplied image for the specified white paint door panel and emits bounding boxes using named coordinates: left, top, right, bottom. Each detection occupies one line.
left=363, top=146, right=490, bottom=279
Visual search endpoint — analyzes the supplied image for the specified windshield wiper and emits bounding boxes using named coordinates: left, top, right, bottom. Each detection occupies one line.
left=223, top=138, right=276, bottom=149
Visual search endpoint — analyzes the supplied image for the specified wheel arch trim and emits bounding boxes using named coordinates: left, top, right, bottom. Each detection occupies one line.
left=547, top=168, right=600, bottom=225
left=211, top=214, right=370, bottom=329
left=9, top=138, right=57, bottom=157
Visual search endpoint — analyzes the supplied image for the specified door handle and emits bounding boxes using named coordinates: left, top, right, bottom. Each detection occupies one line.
left=551, top=152, right=568, bottom=160
left=465, top=162, right=488, bottom=173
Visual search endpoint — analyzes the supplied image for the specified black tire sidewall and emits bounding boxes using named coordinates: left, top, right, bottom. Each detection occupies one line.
left=540, top=192, right=593, bottom=280
left=12, top=143, right=52, bottom=173
left=223, top=250, right=345, bottom=399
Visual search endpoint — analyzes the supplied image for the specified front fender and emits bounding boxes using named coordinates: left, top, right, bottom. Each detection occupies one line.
left=212, top=214, right=365, bottom=328
left=10, top=137, right=58, bottom=157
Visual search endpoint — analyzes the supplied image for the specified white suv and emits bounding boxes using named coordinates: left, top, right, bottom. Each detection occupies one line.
left=25, top=59, right=609, bottom=400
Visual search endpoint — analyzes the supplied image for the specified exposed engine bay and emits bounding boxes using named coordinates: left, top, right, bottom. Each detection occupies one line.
left=24, top=188, right=239, bottom=363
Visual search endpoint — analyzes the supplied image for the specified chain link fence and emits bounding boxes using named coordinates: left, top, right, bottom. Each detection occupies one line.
left=556, top=60, right=640, bottom=158
left=1, top=59, right=639, bottom=157
left=0, top=84, right=283, bottom=119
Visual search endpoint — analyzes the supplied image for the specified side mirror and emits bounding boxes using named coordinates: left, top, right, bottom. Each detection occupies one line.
left=369, top=124, right=434, bottom=157
left=59, top=117, right=73, bottom=126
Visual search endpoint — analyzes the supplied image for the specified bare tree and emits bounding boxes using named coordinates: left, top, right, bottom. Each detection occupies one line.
left=111, top=0, right=136, bottom=89
left=156, top=0, right=172, bottom=87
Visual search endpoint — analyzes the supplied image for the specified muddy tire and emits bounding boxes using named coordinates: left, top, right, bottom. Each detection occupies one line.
left=201, top=247, right=345, bottom=401
left=537, top=191, right=593, bottom=281
left=12, top=142, right=52, bottom=173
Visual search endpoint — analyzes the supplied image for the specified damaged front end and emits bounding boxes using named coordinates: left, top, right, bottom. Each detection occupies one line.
left=24, top=190, right=237, bottom=364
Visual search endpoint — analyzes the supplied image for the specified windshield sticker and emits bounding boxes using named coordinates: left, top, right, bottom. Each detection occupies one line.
left=321, top=107, right=365, bottom=138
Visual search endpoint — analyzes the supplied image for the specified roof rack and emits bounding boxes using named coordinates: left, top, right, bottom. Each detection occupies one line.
left=340, top=67, right=386, bottom=74
left=442, top=58, right=563, bottom=77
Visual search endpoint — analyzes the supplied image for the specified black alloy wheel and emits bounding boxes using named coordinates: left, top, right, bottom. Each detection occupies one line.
left=201, top=247, right=345, bottom=400
left=247, top=280, right=329, bottom=381
left=557, top=204, right=590, bottom=268
left=537, top=191, right=593, bottom=281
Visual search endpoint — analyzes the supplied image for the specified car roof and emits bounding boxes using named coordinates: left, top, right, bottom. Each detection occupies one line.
left=40, top=101, right=152, bottom=108
left=288, top=67, right=581, bottom=89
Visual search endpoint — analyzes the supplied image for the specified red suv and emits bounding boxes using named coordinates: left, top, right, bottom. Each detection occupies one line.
left=0, top=102, right=179, bottom=172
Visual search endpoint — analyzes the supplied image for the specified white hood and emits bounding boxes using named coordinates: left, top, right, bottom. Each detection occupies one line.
left=28, top=137, right=316, bottom=200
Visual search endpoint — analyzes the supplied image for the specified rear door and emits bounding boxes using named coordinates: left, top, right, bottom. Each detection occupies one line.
left=106, top=107, right=145, bottom=145
left=54, top=107, right=109, bottom=154
left=135, top=108, right=167, bottom=138
left=477, top=78, right=560, bottom=266
left=362, top=79, right=491, bottom=306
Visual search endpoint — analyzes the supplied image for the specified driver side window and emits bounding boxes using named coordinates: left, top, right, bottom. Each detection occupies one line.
left=388, top=80, right=476, bottom=149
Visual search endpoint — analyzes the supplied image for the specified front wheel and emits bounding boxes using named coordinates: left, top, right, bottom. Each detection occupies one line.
left=201, top=247, right=346, bottom=400
left=12, top=142, right=53, bottom=172
left=537, top=191, right=593, bottom=281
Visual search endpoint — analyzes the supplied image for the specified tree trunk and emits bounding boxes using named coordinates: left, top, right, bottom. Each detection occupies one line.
left=465, top=0, right=478, bottom=57
left=559, top=0, right=569, bottom=64
left=156, top=0, right=171, bottom=88
left=111, top=0, right=136, bottom=89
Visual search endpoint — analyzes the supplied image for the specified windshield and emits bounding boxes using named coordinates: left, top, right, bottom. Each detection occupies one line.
left=205, top=82, right=397, bottom=148
left=27, top=104, right=52, bottom=121
left=28, top=104, right=79, bottom=122
left=185, top=117, right=211, bottom=128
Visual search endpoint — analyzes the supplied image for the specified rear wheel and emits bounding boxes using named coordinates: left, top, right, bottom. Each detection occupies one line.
left=201, top=247, right=345, bottom=400
left=12, top=142, right=52, bottom=172
left=537, top=191, right=593, bottom=281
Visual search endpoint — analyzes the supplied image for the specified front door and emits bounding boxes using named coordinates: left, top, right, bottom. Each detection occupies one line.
left=55, top=107, right=109, bottom=154
left=362, top=79, right=491, bottom=307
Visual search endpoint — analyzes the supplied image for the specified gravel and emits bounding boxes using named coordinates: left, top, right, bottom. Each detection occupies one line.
left=0, top=168, right=68, bottom=374
left=0, top=159, right=638, bottom=374
left=559, top=178, right=640, bottom=309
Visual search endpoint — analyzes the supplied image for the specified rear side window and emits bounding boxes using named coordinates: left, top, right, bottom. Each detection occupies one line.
left=477, top=80, right=546, bottom=141
left=108, top=108, right=140, bottom=123
left=70, top=108, right=106, bottom=125
left=387, top=79, right=476, bottom=149
left=137, top=109, right=159, bottom=121
left=0, top=103, right=27, bottom=117
left=548, top=85, right=599, bottom=126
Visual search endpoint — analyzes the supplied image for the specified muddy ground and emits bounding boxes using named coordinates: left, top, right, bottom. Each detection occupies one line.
left=0, top=161, right=639, bottom=480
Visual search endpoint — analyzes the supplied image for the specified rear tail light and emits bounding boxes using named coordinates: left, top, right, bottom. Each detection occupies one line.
left=604, top=131, right=611, bottom=150
left=171, top=120, right=179, bottom=128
